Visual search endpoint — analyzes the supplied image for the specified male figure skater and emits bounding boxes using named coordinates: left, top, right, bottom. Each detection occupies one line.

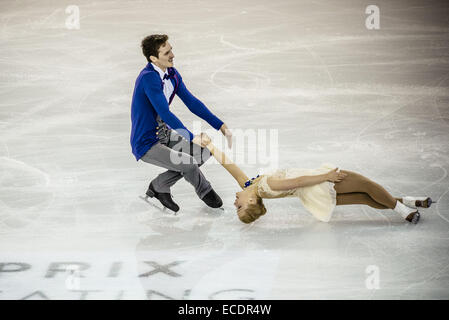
left=130, top=34, right=232, bottom=212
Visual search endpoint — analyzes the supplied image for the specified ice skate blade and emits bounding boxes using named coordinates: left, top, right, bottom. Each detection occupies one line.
left=415, top=197, right=435, bottom=208
left=202, top=206, right=225, bottom=215
left=423, top=197, right=434, bottom=208
left=145, top=189, right=155, bottom=198
left=211, top=207, right=225, bottom=213
left=406, top=211, right=420, bottom=224
left=139, top=196, right=177, bottom=215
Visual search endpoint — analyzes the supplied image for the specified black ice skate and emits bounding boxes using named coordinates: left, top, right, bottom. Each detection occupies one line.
left=142, top=183, right=180, bottom=213
left=201, top=189, right=223, bottom=208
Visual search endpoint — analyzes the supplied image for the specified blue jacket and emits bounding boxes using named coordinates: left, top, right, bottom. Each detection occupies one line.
left=130, top=63, right=224, bottom=160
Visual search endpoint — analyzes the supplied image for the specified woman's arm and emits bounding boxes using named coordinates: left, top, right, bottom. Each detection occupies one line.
left=206, top=143, right=249, bottom=190
left=267, top=168, right=346, bottom=191
left=193, top=133, right=249, bottom=189
left=267, top=174, right=328, bottom=191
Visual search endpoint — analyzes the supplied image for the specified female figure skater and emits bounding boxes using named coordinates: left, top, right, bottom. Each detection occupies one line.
left=194, top=133, right=432, bottom=224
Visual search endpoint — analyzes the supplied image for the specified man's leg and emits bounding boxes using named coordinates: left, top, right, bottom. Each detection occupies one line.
left=150, top=132, right=212, bottom=199
left=141, top=142, right=212, bottom=199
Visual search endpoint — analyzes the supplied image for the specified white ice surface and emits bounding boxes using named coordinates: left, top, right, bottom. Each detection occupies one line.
left=1, top=0, right=449, bottom=299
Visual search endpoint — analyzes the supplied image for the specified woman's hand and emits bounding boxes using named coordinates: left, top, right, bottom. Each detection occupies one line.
left=326, top=168, right=347, bottom=183
left=192, top=132, right=212, bottom=148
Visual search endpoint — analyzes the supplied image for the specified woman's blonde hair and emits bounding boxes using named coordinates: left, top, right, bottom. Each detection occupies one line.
left=238, top=196, right=267, bottom=224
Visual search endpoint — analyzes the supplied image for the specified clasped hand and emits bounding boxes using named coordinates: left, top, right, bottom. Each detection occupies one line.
left=192, top=132, right=212, bottom=148
left=193, top=124, right=232, bottom=149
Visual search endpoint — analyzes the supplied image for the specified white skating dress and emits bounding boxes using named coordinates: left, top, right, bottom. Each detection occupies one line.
left=255, top=164, right=338, bottom=222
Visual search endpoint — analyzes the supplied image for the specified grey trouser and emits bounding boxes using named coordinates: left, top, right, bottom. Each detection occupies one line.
left=140, top=130, right=213, bottom=199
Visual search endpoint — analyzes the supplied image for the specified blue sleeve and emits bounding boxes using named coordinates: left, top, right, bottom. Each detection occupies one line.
left=175, top=74, right=224, bottom=131
left=142, top=72, right=194, bottom=141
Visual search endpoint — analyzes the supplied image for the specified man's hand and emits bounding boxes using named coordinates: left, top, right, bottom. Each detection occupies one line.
left=192, top=133, right=212, bottom=148
left=220, top=123, right=232, bottom=148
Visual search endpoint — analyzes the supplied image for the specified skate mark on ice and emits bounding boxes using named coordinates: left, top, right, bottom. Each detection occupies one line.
left=435, top=188, right=449, bottom=225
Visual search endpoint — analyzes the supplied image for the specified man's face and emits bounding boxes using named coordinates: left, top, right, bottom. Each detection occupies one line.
left=151, top=41, right=175, bottom=70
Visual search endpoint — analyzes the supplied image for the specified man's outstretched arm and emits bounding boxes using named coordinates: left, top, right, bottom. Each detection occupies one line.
left=176, top=78, right=233, bottom=148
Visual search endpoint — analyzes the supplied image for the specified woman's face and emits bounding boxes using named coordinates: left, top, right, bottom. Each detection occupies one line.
left=234, top=189, right=254, bottom=212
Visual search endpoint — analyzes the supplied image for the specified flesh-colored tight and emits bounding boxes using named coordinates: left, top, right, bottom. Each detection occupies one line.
left=334, top=170, right=399, bottom=209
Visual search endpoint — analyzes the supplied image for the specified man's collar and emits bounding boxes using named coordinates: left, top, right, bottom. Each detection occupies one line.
left=150, top=63, right=168, bottom=80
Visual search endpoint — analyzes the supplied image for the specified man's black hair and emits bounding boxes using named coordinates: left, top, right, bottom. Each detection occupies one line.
left=141, top=34, right=169, bottom=62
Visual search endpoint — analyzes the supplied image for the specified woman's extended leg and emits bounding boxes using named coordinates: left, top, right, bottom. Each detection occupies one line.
left=333, top=170, right=420, bottom=223
left=336, top=192, right=404, bottom=209
left=333, top=170, right=396, bottom=209
left=336, top=192, right=389, bottom=209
